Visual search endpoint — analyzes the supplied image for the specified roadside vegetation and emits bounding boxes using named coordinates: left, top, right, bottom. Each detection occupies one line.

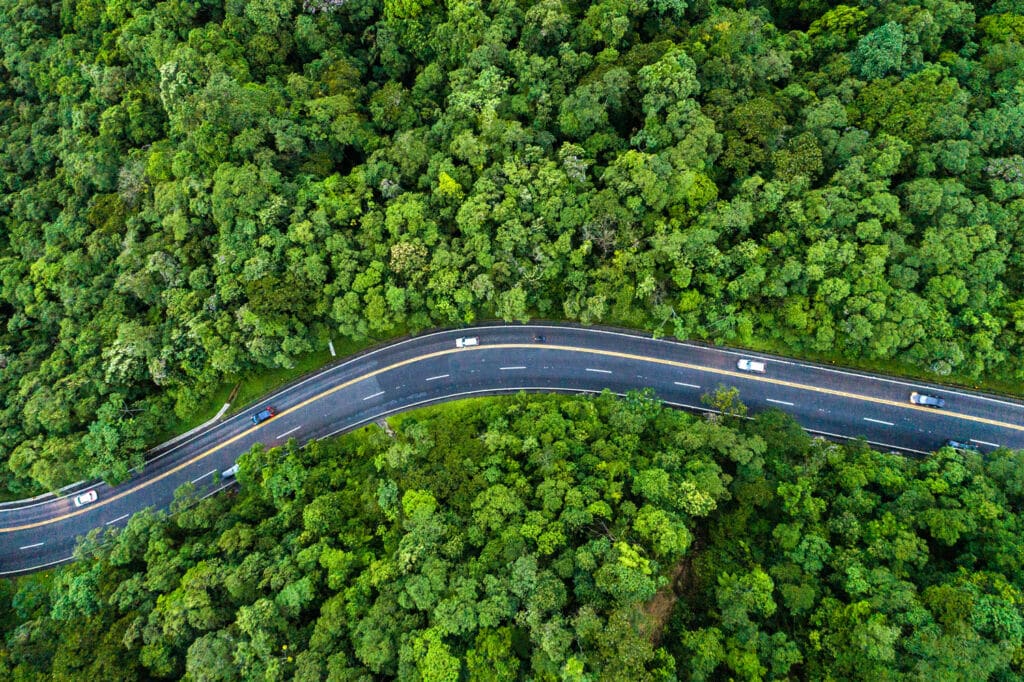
left=1, top=393, right=1022, bottom=680
left=2, top=0, right=1024, bottom=494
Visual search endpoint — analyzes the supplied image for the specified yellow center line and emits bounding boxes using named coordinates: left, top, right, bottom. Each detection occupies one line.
left=551, top=345, right=1021, bottom=429
left=1, top=347, right=458, bottom=533
left=2, top=344, right=1018, bottom=534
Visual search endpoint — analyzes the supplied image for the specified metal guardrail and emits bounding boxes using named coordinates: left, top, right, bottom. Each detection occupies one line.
left=0, top=402, right=232, bottom=511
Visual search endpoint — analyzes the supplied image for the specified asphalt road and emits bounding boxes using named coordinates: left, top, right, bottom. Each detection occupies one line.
left=2, top=323, right=1022, bottom=575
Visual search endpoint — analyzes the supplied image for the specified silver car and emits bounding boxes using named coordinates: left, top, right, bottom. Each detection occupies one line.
left=910, top=392, right=945, bottom=408
left=737, top=358, right=766, bottom=373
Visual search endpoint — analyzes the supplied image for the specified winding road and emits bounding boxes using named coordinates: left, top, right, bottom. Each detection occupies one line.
left=2, top=323, right=1022, bottom=575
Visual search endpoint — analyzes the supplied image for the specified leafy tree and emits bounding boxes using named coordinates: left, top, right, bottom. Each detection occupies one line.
left=851, top=22, right=908, bottom=79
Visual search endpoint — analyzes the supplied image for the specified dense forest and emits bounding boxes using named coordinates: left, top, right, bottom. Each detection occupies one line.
left=1, top=0, right=1023, bottom=492
left=0, top=392, right=1022, bottom=680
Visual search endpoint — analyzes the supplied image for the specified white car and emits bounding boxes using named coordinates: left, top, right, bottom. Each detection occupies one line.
left=73, top=489, right=98, bottom=507
left=221, top=464, right=240, bottom=478
left=737, top=358, right=766, bottom=373
left=455, top=336, right=479, bottom=348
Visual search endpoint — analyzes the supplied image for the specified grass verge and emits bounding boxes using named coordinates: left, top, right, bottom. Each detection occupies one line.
left=154, top=331, right=406, bottom=445
left=608, top=308, right=1023, bottom=399
left=737, top=334, right=1021, bottom=398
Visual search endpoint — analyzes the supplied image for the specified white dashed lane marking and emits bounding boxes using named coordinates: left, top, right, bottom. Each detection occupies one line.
left=864, top=417, right=894, bottom=426
left=191, top=469, right=216, bottom=484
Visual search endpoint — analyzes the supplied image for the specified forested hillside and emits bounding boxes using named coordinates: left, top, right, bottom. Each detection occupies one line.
left=1, top=393, right=1022, bottom=680
left=1, top=0, right=1023, bottom=492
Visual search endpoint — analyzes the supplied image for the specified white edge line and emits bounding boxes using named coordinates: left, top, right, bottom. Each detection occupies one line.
left=315, top=387, right=936, bottom=460
left=495, top=323, right=1023, bottom=410
left=864, top=417, right=895, bottom=426
left=362, top=390, right=385, bottom=401
left=3, top=485, right=238, bottom=575
left=766, top=398, right=795, bottom=406
left=200, top=482, right=236, bottom=500
left=0, top=326, right=498, bottom=513
left=804, top=427, right=931, bottom=456
left=499, top=366, right=526, bottom=370
left=18, top=542, right=44, bottom=550
left=105, top=513, right=130, bottom=525
left=0, top=490, right=98, bottom=514
left=674, top=382, right=701, bottom=389
left=970, top=439, right=1000, bottom=447
left=7, top=323, right=1018, bottom=514
left=506, top=322, right=1016, bottom=410
left=276, top=425, right=302, bottom=439
left=585, top=368, right=612, bottom=374
left=190, top=469, right=216, bottom=484
left=2, top=386, right=938, bottom=576
left=316, top=388, right=626, bottom=440
left=793, top=362, right=1024, bottom=409
left=425, top=374, right=449, bottom=382
left=12, top=321, right=1019, bottom=512
left=0, top=554, right=75, bottom=575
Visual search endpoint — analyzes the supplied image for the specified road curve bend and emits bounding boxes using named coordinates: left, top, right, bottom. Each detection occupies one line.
left=2, top=324, right=1022, bottom=575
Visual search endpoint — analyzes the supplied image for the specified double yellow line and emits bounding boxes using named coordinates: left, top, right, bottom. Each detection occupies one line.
left=2, top=344, right=1019, bottom=533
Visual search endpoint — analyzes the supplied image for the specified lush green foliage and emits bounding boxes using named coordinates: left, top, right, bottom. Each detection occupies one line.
left=1, top=0, right=1022, bottom=493
left=674, top=408, right=1024, bottom=680
left=0, top=392, right=734, bottom=679
left=2, top=393, right=1022, bottom=680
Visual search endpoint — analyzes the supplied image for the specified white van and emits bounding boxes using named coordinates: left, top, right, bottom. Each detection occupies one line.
left=737, top=358, right=766, bottom=373
left=455, top=337, right=479, bottom=348
left=221, top=464, right=239, bottom=478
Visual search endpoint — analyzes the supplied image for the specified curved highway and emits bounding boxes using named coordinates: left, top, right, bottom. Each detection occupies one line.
left=2, top=323, right=1022, bottom=575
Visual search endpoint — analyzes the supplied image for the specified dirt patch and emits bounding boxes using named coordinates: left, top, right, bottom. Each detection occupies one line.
left=376, top=418, right=396, bottom=438
left=640, top=538, right=702, bottom=645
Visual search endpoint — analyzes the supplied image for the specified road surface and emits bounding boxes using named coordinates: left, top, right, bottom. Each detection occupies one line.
left=1, top=324, right=1021, bottom=575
